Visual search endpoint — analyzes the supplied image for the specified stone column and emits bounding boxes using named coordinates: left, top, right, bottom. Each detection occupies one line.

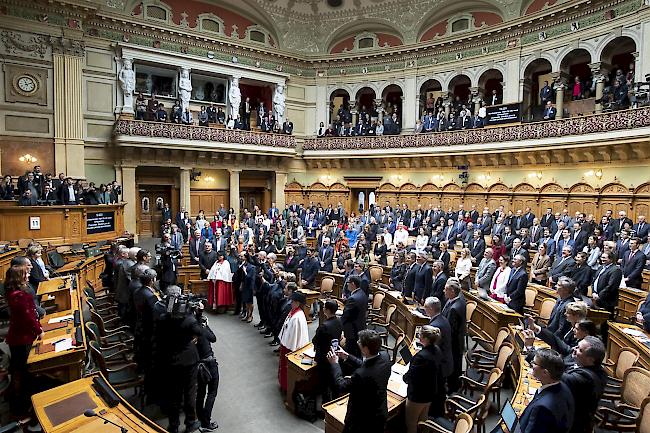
left=229, top=169, right=241, bottom=220
left=640, top=22, right=650, bottom=82
left=121, top=165, right=137, bottom=240
left=551, top=72, right=568, bottom=119
left=442, top=92, right=452, bottom=117
left=180, top=167, right=191, bottom=217
left=403, top=74, right=418, bottom=130
left=589, top=62, right=610, bottom=114
left=52, top=36, right=85, bottom=178
left=316, top=81, right=327, bottom=132
left=351, top=109, right=358, bottom=126
left=469, top=87, right=482, bottom=114
left=374, top=98, right=384, bottom=123
left=273, top=172, right=287, bottom=211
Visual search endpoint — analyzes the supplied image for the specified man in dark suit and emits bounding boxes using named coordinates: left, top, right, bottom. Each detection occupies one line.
left=509, top=238, right=529, bottom=265
left=341, top=276, right=368, bottom=358
left=616, top=230, right=632, bottom=263
left=540, top=81, right=552, bottom=105
left=402, top=253, right=417, bottom=299
left=188, top=229, right=206, bottom=265
left=299, top=247, right=320, bottom=289
left=318, top=238, right=334, bottom=273
left=613, top=211, right=633, bottom=238
left=424, top=296, right=453, bottom=380
left=546, top=277, right=577, bottom=337
left=548, top=246, right=576, bottom=285
left=633, top=216, right=649, bottom=240
left=591, top=251, right=622, bottom=313
left=313, top=300, right=343, bottom=401
left=441, top=219, right=457, bottom=243
left=198, top=242, right=217, bottom=280
left=428, top=260, right=447, bottom=303
left=519, top=349, right=574, bottom=433
left=543, top=101, right=557, bottom=120
left=327, top=330, right=391, bottom=433
left=621, top=238, right=645, bottom=289
left=505, top=254, right=527, bottom=314
left=175, top=207, right=186, bottom=230
left=442, top=278, right=466, bottom=392
left=468, top=230, right=486, bottom=264
left=413, top=252, right=433, bottom=303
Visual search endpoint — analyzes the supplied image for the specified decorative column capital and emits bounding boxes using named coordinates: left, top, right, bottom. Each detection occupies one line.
left=550, top=72, right=568, bottom=90
left=50, top=37, right=85, bottom=57
left=589, top=62, right=610, bottom=82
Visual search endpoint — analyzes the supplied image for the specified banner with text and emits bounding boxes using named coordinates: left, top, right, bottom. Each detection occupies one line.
left=87, top=212, right=115, bottom=234
left=485, top=103, right=521, bottom=126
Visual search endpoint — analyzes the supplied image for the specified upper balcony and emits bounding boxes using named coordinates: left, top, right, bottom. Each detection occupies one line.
left=113, top=119, right=297, bottom=157
left=302, top=106, right=650, bottom=158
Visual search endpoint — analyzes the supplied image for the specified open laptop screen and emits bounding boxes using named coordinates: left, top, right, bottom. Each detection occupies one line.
left=502, top=400, right=519, bottom=432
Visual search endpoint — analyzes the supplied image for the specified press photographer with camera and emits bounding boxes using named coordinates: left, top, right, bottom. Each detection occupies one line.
left=151, top=286, right=203, bottom=433
left=194, top=302, right=219, bottom=432
left=156, top=233, right=181, bottom=292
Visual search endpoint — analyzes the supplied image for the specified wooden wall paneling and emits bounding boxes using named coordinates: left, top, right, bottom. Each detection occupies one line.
left=190, top=190, right=229, bottom=216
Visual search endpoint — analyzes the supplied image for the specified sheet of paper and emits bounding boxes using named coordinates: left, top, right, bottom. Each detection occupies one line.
left=54, top=338, right=73, bottom=352
left=302, top=348, right=316, bottom=358
left=387, top=372, right=408, bottom=398
left=391, top=363, right=409, bottom=375
left=48, top=315, right=74, bottom=324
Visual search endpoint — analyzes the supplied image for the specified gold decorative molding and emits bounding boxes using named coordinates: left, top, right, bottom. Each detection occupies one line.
left=49, top=36, right=85, bottom=57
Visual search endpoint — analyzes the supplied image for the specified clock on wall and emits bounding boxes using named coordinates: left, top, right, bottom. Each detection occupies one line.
left=13, top=74, right=39, bottom=96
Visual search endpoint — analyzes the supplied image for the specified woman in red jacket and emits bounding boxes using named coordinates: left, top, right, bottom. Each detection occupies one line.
left=5, top=264, right=43, bottom=416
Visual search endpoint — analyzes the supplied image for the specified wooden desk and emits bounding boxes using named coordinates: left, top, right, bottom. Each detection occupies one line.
left=32, top=374, right=166, bottom=433
left=528, top=282, right=611, bottom=328
left=177, top=265, right=200, bottom=290
left=618, top=287, right=648, bottom=322
left=297, top=288, right=320, bottom=323
left=379, top=290, right=429, bottom=343
left=29, top=275, right=86, bottom=382
left=509, top=325, right=546, bottom=415
left=322, top=390, right=404, bottom=433
left=55, top=254, right=104, bottom=289
left=607, top=322, right=650, bottom=370
left=285, top=343, right=319, bottom=413
left=315, top=272, right=345, bottom=299
left=38, top=276, right=74, bottom=312
left=0, top=246, right=21, bottom=276
left=464, top=290, right=522, bottom=344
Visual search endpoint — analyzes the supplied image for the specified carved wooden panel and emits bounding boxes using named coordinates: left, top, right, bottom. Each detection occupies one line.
left=540, top=183, right=565, bottom=194
left=488, top=183, right=510, bottom=193
left=420, top=183, right=440, bottom=192
left=378, top=183, right=398, bottom=191
left=569, top=183, right=596, bottom=194
left=513, top=183, right=536, bottom=193
left=600, top=183, right=630, bottom=195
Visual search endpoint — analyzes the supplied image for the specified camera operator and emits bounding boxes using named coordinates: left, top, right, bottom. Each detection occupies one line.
left=133, top=267, right=160, bottom=389
left=152, top=286, right=203, bottom=433
left=157, top=233, right=181, bottom=292
left=195, top=303, right=219, bottom=432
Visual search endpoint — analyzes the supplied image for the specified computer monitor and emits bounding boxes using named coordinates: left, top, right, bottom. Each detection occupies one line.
left=399, top=345, right=413, bottom=364
left=501, top=400, right=518, bottom=432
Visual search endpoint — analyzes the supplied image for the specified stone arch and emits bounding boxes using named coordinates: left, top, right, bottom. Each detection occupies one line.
left=521, top=55, right=557, bottom=76
left=475, top=65, right=507, bottom=87
left=477, top=68, right=504, bottom=101
left=559, top=48, right=592, bottom=78
left=448, top=74, right=472, bottom=102
left=597, top=34, right=639, bottom=65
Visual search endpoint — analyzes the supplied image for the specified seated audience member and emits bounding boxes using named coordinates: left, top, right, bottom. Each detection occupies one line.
left=18, top=189, right=37, bottom=206
left=1, top=174, right=15, bottom=199
left=198, top=107, right=209, bottom=126
left=543, top=100, right=557, bottom=120
left=403, top=325, right=445, bottom=433
left=327, top=329, right=391, bottom=433
left=518, top=349, right=574, bottom=433
left=156, top=103, right=168, bottom=122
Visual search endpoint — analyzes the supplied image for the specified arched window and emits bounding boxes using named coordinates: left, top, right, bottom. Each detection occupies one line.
left=146, top=5, right=167, bottom=21
left=358, top=37, right=374, bottom=49
left=142, top=1, right=173, bottom=25
left=197, top=14, right=225, bottom=35
left=451, top=18, right=470, bottom=32
left=202, top=19, right=220, bottom=33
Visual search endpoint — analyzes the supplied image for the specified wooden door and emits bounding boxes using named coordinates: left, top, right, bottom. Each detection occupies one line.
left=240, top=189, right=264, bottom=214
left=137, top=187, right=171, bottom=237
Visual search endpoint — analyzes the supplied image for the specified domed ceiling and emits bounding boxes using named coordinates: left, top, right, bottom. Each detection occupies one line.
left=105, top=0, right=564, bottom=53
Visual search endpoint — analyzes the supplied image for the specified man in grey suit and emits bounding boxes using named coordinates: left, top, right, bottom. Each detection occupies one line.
left=591, top=251, right=622, bottom=313
left=548, top=246, right=576, bottom=285
left=475, top=248, right=496, bottom=291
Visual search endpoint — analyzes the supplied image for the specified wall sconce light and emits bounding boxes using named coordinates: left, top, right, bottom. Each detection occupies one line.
left=528, top=171, right=542, bottom=180
left=431, top=174, right=444, bottom=182
left=595, top=169, right=603, bottom=179
left=203, top=176, right=215, bottom=183
left=477, top=174, right=492, bottom=181
left=19, top=154, right=37, bottom=163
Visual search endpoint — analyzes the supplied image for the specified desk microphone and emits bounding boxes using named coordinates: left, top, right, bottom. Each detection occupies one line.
left=83, top=409, right=128, bottom=433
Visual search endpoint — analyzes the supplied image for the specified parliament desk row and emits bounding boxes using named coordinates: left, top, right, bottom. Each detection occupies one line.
left=607, top=322, right=650, bottom=370
left=0, top=246, right=21, bottom=276
left=55, top=253, right=105, bottom=291
left=509, top=325, right=547, bottom=415
left=0, top=202, right=127, bottom=246
left=32, top=374, right=166, bottom=433
left=464, top=290, right=523, bottom=345
left=527, top=282, right=611, bottom=327
left=29, top=275, right=87, bottom=383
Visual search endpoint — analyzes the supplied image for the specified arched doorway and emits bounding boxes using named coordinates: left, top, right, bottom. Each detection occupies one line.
left=419, top=79, right=443, bottom=118
left=523, top=58, right=552, bottom=121
left=355, top=87, right=377, bottom=124
left=478, top=69, right=504, bottom=106
left=329, top=89, right=351, bottom=125
left=448, top=74, right=471, bottom=115
left=382, top=84, right=403, bottom=127
left=600, top=36, right=637, bottom=85
left=560, top=48, right=592, bottom=100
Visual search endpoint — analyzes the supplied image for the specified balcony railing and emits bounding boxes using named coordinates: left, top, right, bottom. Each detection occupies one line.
left=114, top=119, right=297, bottom=149
left=303, top=106, right=650, bottom=151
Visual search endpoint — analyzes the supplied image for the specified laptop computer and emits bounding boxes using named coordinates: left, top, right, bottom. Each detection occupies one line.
left=489, top=400, right=521, bottom=433
left=399, top=345, right=413, bottom=364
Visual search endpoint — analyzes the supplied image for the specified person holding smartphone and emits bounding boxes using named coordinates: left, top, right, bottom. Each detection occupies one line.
left=312, top=300, right=343, bottom=402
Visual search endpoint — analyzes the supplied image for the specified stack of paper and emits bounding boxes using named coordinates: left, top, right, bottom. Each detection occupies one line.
left=388, top=363, right=409, bottom=397
left=54, top=338, right=73, bottom=352
left=48, top=315, right=74, bottom=324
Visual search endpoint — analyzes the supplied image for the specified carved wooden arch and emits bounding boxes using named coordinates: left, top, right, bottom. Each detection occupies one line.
left=599, top=182, right=630, bottom=195
left=442, top=182, right=462, bottom=192
left=285, top=181, right=303, bottom=191
left=568, top=183, right=596, bottom=194
left=420, top=183, right=441, bottom=192
left=539, top=182, right=565, bottom=194
left=513, top=182, right=537, bottom=193
left=464, top=183, right=486, bottom=193
left=329, top=182, right=349, bottom=192
left=488, top=182, right=510, bottom=193
left=309, top=182, right=329, bottom=191
left=399, top=183, right=418, bottom=192
left=378, top=182, right=398, bottom=191
left=633, top=182, right=650, bottom=195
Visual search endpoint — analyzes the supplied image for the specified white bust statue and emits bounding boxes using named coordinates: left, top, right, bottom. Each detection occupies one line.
left=118, top=58, right=135, bottom=114
left=178, top=67, right=192, bottom=111
left=229, top=77, right=241, bottom=119
left=273, top=84, right=286, bottom=124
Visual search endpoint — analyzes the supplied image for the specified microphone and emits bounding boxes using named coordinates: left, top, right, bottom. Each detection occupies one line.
left=83, top=409, right=128, bottom=432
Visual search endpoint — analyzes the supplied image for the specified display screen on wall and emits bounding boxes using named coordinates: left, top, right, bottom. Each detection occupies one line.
left=485, top=103, right=521, bottom=125
left=87, top=212, right=115, bottom=234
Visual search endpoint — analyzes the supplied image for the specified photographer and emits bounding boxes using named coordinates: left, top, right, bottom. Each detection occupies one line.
left=152, top=286, right=203, bottom=433
left=133, top=267, right=159, bottom=380
left=157, top=233, right=181, bottom=292
left=195, top=303, right=219, bottom=432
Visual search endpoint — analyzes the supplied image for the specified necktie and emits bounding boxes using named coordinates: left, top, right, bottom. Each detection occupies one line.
left=492, top=269, right=502, bottom=290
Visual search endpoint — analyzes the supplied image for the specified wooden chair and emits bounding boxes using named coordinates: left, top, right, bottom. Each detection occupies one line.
left=85, top=322, right=133, bottom=364
left=467, top=327, right=511, bottom=365
left=418, top=412, right=473, bottom=433
left=523, top=287, right=538, bottom=315
left=465, top=342, right=514, bottom=409
left=88, top=341, right=144, bottom=406
left=368, top=304, right=397, bottom=342
left=604, top=348, right=641, bottom=398
left=536, top=298, right=557, bottom=326
left=446, top=368, right=503, bottom=433
left=17, top=238, right=33, bottom=249
left=369, top=265, right=384, bottom=284
left=86, top=298, right=118, bottom=320
left=320, top=276, right=335, bottom=298
left=90, top=310, right=133, bottom=344
left=596, top=367, right=650, bottom=430
left=465, top=301, right=477, bottom=346
left=367, top=291, right=386, bottom=322
left=381, top=333, right=406, bottom=365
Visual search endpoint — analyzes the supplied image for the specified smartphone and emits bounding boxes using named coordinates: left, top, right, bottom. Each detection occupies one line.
left=331, top=339, right=339, bottom=351
left=524, top=317, right=530, bottom=329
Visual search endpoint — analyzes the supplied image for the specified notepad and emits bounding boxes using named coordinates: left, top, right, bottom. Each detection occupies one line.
left=54, top=338, right=73, bottom=352
left=48, top=315, right=74, bottom=324
left=391, top=363, right=409, bottom=376
left=302, top=348, right=316, bottom=358
left=388, top=373, right=408, bottom=397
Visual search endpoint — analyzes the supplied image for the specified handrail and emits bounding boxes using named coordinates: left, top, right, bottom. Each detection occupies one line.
left=303, top=106, right=650, bottom=151
left=114, top=119, right=297, bottom=149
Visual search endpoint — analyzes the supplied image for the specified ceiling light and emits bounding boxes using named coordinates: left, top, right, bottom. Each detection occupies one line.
left=19, top=154, right=37, bottom=163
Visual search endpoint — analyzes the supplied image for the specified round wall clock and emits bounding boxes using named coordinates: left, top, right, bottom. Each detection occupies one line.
left=15, top=74, right=38, bottom=95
